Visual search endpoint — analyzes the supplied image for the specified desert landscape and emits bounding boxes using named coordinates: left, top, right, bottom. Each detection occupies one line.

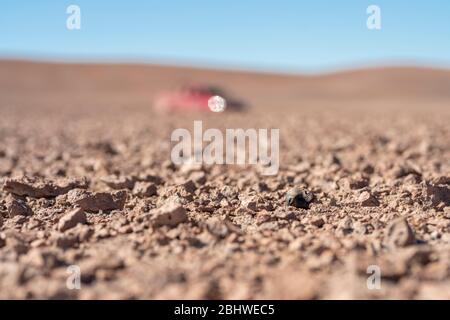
left=0, top=60, right=449, bottom=299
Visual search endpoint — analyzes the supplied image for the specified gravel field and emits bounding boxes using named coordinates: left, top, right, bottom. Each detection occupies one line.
left=0, top=61, right=449, bottom=299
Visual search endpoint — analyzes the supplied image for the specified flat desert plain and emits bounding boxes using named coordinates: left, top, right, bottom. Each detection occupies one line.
left=0, top=60, right=449, bottom=299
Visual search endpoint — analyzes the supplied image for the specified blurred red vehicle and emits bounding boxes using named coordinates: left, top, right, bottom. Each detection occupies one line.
left=154, top=85, right=244, bottom=112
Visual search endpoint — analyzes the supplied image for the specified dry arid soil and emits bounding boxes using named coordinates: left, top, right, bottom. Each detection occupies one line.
left=0, top=60, right=449, bottom=299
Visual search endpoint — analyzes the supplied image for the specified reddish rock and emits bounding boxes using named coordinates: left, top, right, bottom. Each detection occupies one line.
left=359, top=191, right=379, bottom=207
left=68, top=189, right=127, bottom=212
left=385, top=218, right=416, bottom=248
left=133, top=182, right=157, bottom=197
left=6, top=195, right=33, bottom=217
left=151, top=202, right=188, bottom=228
left=3, top=176, right=88, bottom=198
left=58, top=208, right=87, bottom=232
left=101, top=175, right=136, bottom=190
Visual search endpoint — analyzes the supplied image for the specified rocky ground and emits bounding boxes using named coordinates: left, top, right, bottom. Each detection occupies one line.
left=0, top=61, right=449, bottom=299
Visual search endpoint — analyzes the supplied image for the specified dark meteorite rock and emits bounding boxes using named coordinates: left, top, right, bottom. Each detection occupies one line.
left=286, top=187, right=314, bottom=209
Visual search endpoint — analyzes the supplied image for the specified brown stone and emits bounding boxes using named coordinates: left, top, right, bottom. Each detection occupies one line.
left=101, top=175, right=136, bottom=190
left=68, top=189, right=127, bottom=212
left=385, top=218, right=416, bottom=248
left=359, top=191, right=379, bottom=207
left=3, top=176, right=88, bottom=198
left=133, top=182, right=157, bottom=197
left=58, top=208, right=87, bottom=232
left=6, top=196, right=33, bottom=217
left=151, top=202, right=188, bottom=227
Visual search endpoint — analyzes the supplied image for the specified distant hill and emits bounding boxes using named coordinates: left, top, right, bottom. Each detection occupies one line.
left=1, top=60, right=449, bottom=108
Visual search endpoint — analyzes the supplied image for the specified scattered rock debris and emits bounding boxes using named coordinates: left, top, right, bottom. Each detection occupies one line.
left=0, top=64, right=449, bottom=299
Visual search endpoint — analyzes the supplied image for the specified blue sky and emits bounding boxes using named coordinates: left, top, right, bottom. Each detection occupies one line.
left=1, top=0, right=449, bottom=72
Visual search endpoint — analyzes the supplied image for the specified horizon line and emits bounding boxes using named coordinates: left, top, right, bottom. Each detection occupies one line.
left=1, top=53, right=450, bottom=77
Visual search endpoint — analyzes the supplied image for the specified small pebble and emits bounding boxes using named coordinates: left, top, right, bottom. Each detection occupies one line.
left=285, top=187, right=314, bottom=209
